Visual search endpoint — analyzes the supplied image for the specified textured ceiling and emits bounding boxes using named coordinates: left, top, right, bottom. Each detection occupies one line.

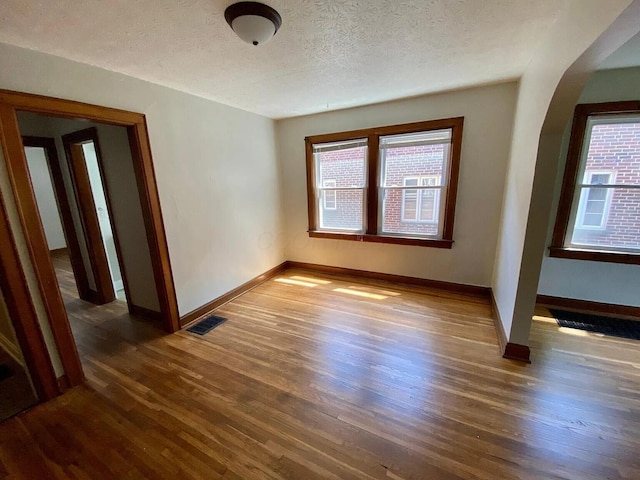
left=0, top=0, right=568, bottom=119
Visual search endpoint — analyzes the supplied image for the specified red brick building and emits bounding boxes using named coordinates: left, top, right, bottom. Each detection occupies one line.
left=571, top=121, right=640, bottom=249
left=317, top=143, right=447, bottom=236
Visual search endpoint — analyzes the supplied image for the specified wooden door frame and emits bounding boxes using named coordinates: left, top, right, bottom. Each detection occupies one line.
left=21, top=136, right=96, bottom=303
left=62, top=128, right=116, bottom=304
left=0, top=190, right=59, bottom=400
left=0, top=90, right=180, bottom=391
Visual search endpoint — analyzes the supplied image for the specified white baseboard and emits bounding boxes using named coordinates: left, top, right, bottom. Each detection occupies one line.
left=0, top=332, right=24, bottom=366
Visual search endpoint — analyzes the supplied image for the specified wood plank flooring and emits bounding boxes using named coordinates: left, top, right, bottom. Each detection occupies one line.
left=1, top=263, right=639, bottom=479
left=49, top=250, right=164, bottom=362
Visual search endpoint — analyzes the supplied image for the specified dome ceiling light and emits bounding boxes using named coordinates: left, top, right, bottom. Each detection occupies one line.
left=224, top=2, right=282, bottom=46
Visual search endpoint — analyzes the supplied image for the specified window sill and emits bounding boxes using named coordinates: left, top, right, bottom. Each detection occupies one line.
left=548, top=246, right=640, bottom=265
left=308, top=230, right=454, bottom=248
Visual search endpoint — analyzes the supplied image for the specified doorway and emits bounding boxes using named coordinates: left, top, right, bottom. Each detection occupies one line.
left=0, top=90, right=180, bottom=401
left=0, top=285, right=38, bottom=422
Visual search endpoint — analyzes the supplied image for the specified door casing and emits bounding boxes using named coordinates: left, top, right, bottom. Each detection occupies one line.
left=0, top=90, right=180, bottom=392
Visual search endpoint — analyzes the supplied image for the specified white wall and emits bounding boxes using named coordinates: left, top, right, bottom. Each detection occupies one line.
left=87, top=123, right=159, bottom=309
left=277, top=82, right=518, bottom=287
left=24, top=147, right=67, bottom=250
left=492, top=0, right=634, bottom=346
left=0, top=42, right=284, bottom=322
left=537, top=67, right=640, bottom=306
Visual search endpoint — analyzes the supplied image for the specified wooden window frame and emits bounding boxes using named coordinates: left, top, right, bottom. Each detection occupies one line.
left=550, top=101, right=640, bottom=265
left=305, top=117, right=463, bottom=248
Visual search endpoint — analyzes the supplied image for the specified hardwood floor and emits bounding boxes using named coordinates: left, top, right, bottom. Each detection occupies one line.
left=0, top=264, right=639, bottom=479
left=49, top=250, right=163, bottom=363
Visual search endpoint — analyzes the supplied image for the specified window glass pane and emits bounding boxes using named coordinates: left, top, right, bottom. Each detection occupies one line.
left=314, top=140, right=366, bottom=188
left=588, top=173, right=610, bottom=185
left=404, top=178, right=419, bottom=187
left=379, top=129, right=449, bottom=237
left=383, top=187, right=441, bottom=236
left=381, top=130, right=450, bottom=187
left=570, top=187, right=640, bottom=250
left=583, top=120, right=640, bottom=187
left=420, top=189, right=437, bottom=222
left=319, top=189, right=364, bottom=231
left=566, top=117, right=640, bottom=251
left=323, top=180, right=337, bottom=210
left=313, top=139, right=367, bottom=232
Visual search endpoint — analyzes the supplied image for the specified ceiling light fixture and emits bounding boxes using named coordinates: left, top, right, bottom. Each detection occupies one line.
left=224, top=2, right=282, bottom=46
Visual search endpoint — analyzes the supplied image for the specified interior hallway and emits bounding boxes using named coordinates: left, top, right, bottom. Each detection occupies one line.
left=0, top=267, right=638, bottom=479
left=50, top=249, right=164, bottom=362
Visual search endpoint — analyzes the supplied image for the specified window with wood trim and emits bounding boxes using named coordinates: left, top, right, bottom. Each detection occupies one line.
left=551, top=101, right=640, bottom=264
left=305, top=118, right=463, bottom=248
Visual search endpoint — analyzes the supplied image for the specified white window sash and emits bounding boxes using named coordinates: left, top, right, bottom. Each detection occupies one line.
left=314, top=142, right=368, bottom=232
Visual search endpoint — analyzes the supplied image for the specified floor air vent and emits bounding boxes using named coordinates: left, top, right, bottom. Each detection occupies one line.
left=186, top=314, right=227, bottom=335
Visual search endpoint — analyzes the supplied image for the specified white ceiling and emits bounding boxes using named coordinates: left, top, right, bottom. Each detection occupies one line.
left=599, top=30, right=640, bottom=70
left=0, top=0, right=567, bottom=119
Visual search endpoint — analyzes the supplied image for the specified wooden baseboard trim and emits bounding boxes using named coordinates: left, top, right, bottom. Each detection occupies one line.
left=129, top=304, right=163, bottom=321
left=285, top=261, right=491, bottom=298
left=490, top=290, right=531, bottom=363
left=49, top=247, right=69, bottom=256
left=490, top=290, right=508, bottom=352
left=57, top=374, right=71, bottom=392
left=179, top=262, right=288, bottom=328
left=503, top=343, right=531, bottom=363
left=537, top=294, right=640, bottom=320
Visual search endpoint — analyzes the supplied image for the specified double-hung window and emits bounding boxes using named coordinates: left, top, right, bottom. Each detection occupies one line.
left=313, top=138, right=367, bottom=232
left=551, top=101, right=640, bottom=263
left=306, top=118, right=463, bottom=248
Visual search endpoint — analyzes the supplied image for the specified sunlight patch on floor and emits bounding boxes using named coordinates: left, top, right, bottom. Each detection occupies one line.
left=533, top=315, right=558, bottom=324
left=289, top=275, right=332, bottom=285
left=558, top=327, right=604, bottom=338
left=346, top=285, right=402, bottom=297
left=275, top=278, right=318, bottom=287
left=333, top=288, right=388, bottom=300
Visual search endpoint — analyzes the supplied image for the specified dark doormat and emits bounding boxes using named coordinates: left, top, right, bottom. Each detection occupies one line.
left=186, top=314, right=227, bottom=336
left=0, top=364, right=13, bottom=382
left=551, top=309, right=640, bottom=340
